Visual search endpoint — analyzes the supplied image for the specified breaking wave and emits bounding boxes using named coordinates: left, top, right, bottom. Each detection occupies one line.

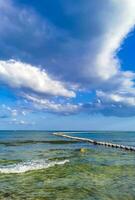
left=0, top=159, right=69, bottom=174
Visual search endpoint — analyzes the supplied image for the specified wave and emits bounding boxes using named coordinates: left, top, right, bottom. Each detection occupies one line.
left=0, top=159, right=69, bottom=174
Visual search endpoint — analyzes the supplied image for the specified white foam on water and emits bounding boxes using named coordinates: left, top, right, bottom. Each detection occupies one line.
left=0, top=159, right=69, bottom=174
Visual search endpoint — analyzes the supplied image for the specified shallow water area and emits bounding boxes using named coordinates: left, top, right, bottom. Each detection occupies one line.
left=0, top=131, right=135, bottom=199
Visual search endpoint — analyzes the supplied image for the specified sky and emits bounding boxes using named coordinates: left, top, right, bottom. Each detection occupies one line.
left=1, top=0, right=135, bottom=130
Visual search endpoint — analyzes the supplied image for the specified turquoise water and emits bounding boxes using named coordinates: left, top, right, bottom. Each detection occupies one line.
left=0, top=131, right=135, bottom=199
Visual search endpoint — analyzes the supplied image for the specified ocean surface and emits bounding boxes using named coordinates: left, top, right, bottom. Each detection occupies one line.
left=0, top=131, right=135, bottom=199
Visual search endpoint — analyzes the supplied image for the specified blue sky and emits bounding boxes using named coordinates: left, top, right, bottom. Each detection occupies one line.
left=1, top=0, right=135, bottom=130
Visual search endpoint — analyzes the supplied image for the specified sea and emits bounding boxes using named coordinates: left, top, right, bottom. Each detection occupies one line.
left=0, top=130, right=135, bottom=200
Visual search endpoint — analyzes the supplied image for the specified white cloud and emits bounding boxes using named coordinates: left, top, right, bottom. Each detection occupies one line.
left=1, top=104, right=28, bottom=117
left=24, top=94, right=80, bottom=114
left=1, top=0, right=135, bottom=116
left=0, top=59, right=75, bottom=98
left=97, top=90, right=135, bottom=107
left=10, top=118, right=35, bottom=125
left=81, top=0, right=132, bottom=82
left=82, top=0, right=135, bottom=82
